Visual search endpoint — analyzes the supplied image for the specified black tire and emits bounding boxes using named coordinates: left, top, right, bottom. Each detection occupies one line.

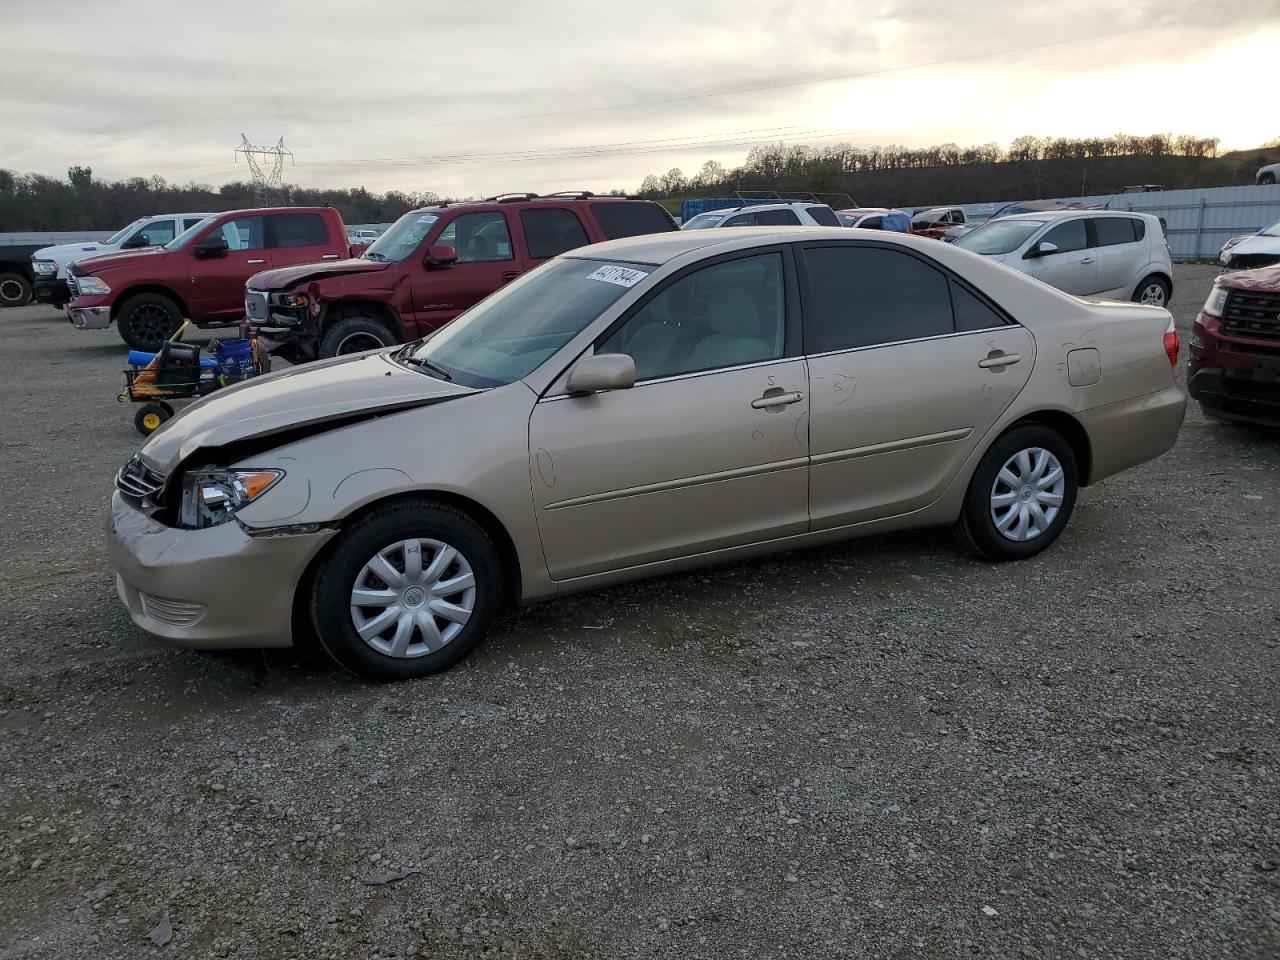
left=0, top=272, right=33, bottom=308
left=133, top=403, right=172, bottom=436
left=954, top=423, right=1079, bottom=561
left=117, top=292, right=182, bottom=351
left=319, top=316, right=398, bottom=359
left=309, top=500, right=504, bottom=681
left=1131, top=274, right=1171, bottom=307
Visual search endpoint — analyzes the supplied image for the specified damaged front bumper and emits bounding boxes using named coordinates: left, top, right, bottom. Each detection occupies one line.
left=109, top=490, right=337, bottom=649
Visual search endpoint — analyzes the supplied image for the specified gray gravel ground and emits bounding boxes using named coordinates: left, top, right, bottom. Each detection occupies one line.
left=1, top=264, right=1277, bottom=959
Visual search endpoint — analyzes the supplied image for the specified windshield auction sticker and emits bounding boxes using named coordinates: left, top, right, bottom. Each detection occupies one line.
left=587, top=265, right=649, bottom=288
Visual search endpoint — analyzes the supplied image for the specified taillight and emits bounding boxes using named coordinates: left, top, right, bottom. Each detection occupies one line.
left=1163, top=319, right=1179, bottom=366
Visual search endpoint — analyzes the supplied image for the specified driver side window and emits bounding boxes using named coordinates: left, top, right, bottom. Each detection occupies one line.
left=599, top=253, right=785, bottom=381
left=1041, top=219, right=1087, bottom=253
left=436, top=212, right=513, bottom=263
left=215, top=216, right=265, bottom=251
left=132, top=220, right=175, bottom=246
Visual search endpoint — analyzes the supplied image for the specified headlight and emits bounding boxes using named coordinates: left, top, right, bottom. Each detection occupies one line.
left=178, top=468, right=284, bottom=528
left=1202, top=285, right=1229, bottom=318
left=31, top=260, right=57, bottom=276
left=75, top=276, right=111, bottom=296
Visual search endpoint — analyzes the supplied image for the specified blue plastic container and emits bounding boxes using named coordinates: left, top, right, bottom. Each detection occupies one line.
left=128, top=349, right=219, bottom=370
left=216, top=339, right=255, bottom=365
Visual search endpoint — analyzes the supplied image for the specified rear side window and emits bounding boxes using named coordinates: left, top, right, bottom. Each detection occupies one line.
left=802, top=246, right=953, bottom=352
left=950, top=280, right=1009, bottom=332
left=723, top=212, right=756, bottom=227
left=589, top=202, right=675, bottom=239
left=860, top=216, right=883, bottom=230
left=806, top=206, right=841, bottom=226
left=755, top=209, right=801, bottom=226
left=1042, top=219, right=1088, bottom=253
left=520, top=208, right=589, bottom=259
left=269, top=213, right=329, bottom=248
left=1092, top=217, right=1140, bottom=246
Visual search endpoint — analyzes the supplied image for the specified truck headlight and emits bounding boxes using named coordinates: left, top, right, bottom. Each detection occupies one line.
left=32, top=260, right=57, bottom=276
left=1202, top=286, right=1228, bottom=318
left=75, top=276, right=111, bottom=296
left=178, top=468, right=284, bottom=528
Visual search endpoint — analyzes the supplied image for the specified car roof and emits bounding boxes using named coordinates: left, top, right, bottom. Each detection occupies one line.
left=995, top=209, right=1149, bottom=222
left=409, top=195, right=660, bottom=216
left=566, top=225, right=906, bottom=265
left=837, top=208, right=890, bottom=215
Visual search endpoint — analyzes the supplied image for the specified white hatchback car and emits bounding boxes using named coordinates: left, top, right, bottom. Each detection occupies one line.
left=953, top=211, right=1173, bottom=305
left=680, top=202, right=841, bottom=230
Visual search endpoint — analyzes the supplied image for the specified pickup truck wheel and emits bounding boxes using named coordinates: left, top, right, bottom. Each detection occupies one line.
left=117, top=293, right=182, bottom=351
left=0, top=272, right=33, bottom=308
left=319, top=316, right=397, bottom=358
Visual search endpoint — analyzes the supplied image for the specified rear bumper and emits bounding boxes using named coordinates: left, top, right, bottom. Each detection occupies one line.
left=1188, top=369, right=1280, bottom=426
left=109, top=491, right=336, bottom=649
left=35, top=278, right=69, bottom=304
left=1078, top=384, right=1186, bottom=484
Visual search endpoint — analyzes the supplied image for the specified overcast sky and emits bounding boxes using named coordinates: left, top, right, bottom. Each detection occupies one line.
left=3, top=0, right=1276, bottom=198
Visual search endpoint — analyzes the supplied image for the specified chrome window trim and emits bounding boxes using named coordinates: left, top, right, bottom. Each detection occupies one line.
left=804, top=324, right=1018, bottom=361
left=536, top=355, right=799, bottom=402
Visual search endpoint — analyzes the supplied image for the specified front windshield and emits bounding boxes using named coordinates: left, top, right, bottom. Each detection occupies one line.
left=164, top=215, right=215, bottom=250
left=105, top=218, right=147, bottom=245
left=363, top=210, right=442, bottom=261
left=680, top=213, right=725, bottom=230
left=401, top=257, right=649, bottom=388
left=912, top=210, right=944, bottom=225
left=1261, top=220, right=1280, bottom=238
left=953, top=219, right=1047, bottom=255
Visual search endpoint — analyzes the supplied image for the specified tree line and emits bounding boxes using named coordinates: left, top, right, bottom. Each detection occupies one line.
left=0, top=169, right=443, bottom=232
left=637, top=132, right=1271, bottom=208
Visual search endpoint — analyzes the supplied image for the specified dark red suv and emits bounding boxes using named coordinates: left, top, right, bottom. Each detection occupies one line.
left=1188, top=265, right=1280, bottom=426
left=244, top=193, right=676, bottom=361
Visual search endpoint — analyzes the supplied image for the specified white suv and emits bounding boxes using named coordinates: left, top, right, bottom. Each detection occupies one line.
left=680, top=202, right=841, bottom=230
left=953, top=210, right=1173, bottom=305
left=30, top=213, right=211, bottom=307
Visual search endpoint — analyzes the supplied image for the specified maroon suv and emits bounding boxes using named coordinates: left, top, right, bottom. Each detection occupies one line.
left=1188, top=265, right=1280, bottom=425
left=244, top=192, right=676, bottom=361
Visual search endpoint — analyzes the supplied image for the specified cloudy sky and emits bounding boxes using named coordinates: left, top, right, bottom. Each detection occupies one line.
left=3, top=0, right=1276, bottom=198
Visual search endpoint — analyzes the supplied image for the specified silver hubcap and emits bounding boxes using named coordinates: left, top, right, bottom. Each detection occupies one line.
left=1140, top=283, right=1166, bottom=305
left=991, top=447, right=1065, bottom=542
left=349, top=538, right=476, bottom=658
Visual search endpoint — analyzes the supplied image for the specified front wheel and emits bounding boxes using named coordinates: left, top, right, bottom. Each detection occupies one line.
left=319, top=316, right=398, bottom=359
left=309, top=500, right=504, bottom=680
left=1132, top=275, right=1171, bottom=307
left=954, top=424, right=1079, bottom=561
left=117, top=292, right=182, bottom=351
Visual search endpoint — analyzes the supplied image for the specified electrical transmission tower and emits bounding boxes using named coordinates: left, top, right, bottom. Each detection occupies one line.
left=234, top=134, right=294, bottom=206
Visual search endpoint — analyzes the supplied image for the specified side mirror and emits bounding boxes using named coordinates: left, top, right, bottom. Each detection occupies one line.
left=194, top=235, right=230, bottom=258
left=121, top=234, right=150, bottom=249
left=1025, top=240, right=1059, bottom=259
left=566, top=353, right=636, bottom=394
left=423, top=244, right=457, bottom=268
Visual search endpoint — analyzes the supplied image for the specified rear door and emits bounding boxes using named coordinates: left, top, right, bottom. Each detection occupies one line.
left=410, top=210, right=522, bottom=333
left=518, top=206, right=592, bottom=264
left=186, top=215, right=270, bottom=325
left=1088, top=216, right=1143, bottom=297
left=800, top=241, right=1034, bottom=529
left=1023, top=218, right=1098, bottom=296
left=268, top=212, right=340, bottom=269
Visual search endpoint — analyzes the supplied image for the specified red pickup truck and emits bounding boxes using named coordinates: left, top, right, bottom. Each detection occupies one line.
left=243, top=193, right=677, bottom=361
left=66, top=206, right=357, bottom=351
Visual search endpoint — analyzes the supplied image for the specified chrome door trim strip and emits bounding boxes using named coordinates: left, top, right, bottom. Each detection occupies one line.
left=811, top=428, right=972, bottom=466
left=541, top=456, right=809, bottom=511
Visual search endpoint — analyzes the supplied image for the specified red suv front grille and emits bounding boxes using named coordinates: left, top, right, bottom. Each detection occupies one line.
left=1221, top=290, right=1280, bottom=342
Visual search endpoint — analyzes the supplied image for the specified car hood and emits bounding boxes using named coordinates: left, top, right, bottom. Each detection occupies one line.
left=248, top=257, right=389, bottom=291
left=1230, top=234, right=1280, bottom=257
left=1220, top=263, right=1280, bottom=292
left=139, top=350, right=477, bottom=473
left=34, top=241, right=113, bottom=262
left=71, top=246, right=169, bottom=275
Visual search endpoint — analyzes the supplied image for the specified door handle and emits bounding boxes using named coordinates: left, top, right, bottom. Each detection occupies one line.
left=247, top=258, right=266, bottom=265
left=751, top=390, right=804, bottom=409
left=501, top=271, right=521, bottom=283
left=322, top=254, right=339, bottom=259
left=1079, top=257, right=1095, bottom=264
left=978, top=353, right=1021, bottom=369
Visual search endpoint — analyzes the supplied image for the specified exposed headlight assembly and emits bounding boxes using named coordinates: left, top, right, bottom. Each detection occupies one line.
left=31, top=260, right=58, bottom=276
left=178, top=468, right=284, bottom=528
left=1201, top=286, right=1229, bottom=318
left=74, top=276, right=111, bottom=296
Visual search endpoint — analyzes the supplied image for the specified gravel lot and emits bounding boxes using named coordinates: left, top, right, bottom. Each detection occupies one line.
left=1, top=264, right=1277, bottom=959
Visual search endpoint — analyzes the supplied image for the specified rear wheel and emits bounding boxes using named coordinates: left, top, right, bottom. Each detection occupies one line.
left=1132, top=275, right=1171, bottom=306
left=319, top=316, right=398, bottom=358
left=310, top=500, right=504, bottom=680
left=117, top=293, right=182, bottom=351
left=955, top=424, right=1079, bottom=561
left=0, top=272, right=33, bottom=308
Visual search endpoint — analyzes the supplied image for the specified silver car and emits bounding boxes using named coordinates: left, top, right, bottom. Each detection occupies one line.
left=110, top=228, right=1186, bottom=680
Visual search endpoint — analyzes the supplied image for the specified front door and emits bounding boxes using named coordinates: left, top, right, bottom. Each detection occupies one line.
left=187, top=215, right=270, bottom=325
left=799, top=242, right=1034, bottom=529
left=1024, top=218, right=1097, bottom=296
left=528, top=250, right=810, bottom=582
left=411, top=210, right=521, bottom=334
